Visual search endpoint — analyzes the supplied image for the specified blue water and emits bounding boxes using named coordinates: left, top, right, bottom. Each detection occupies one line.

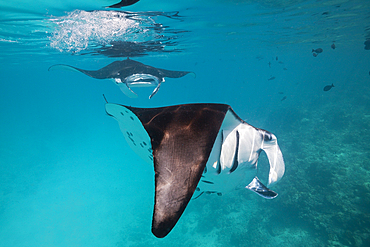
left=1, top=0, right=370, bottom=246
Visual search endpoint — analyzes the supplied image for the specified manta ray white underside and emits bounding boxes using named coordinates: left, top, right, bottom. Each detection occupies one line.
left=112, top=73, right=162, bottom=99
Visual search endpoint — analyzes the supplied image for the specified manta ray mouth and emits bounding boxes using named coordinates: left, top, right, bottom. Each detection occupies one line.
left=123, top=74, right=160, bottom=87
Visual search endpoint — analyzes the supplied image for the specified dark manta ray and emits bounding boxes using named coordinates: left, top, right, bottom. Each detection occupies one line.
left=48, top=58, right=194, bottom=99
left=106, top=0, right=140, bottom=8
left=105, top=103, right=285, bottom=238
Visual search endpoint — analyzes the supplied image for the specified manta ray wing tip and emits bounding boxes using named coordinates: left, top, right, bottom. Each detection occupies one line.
left=151, top=225, right=171, bottom=238
left=48, top=64, right=59, bottom=71
left=151, top=210, right=181, bottom=238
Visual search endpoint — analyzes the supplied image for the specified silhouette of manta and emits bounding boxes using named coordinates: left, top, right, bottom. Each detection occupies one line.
left=48, top=58, right=195, bottom=99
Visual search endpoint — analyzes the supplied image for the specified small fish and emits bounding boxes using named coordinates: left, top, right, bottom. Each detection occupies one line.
left=268, top=62, right=271, bottom=68
left=331, top=43, right=336, bottom=49
left=313, top=53, right=318, bottom=57
left=312, top=48, right=323, bottom=53
left=268, top=76, right=275, bottom=81
left=323, top=84, right=334, bottom=91
left=278, top=61, right=284, bottom=64
left=278, top=92, right=284, bottom=94
left=283, top=68, right=288, bottom=70
left=281, top=96, right=287, bottom=101
left=276, top=56, right=278, bottom=61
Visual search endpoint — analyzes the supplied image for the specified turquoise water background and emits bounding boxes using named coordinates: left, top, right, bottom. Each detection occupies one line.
left=1, top=0, right=370, bottom=246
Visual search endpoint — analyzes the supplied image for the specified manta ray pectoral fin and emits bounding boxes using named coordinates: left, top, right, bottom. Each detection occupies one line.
left=245, top=177, right=277, bottom=199
left=149, top=104, right=230, bottom=238
left=112, top=104, right=230, bottom=238
left=49, top=64, right=108, bottom=79
left=112, top=78, right=138, bottom=98
left=48, top=64, right=81, bottom=73
left=105, top=103, right=153, bottom=164
left=106, top=103, right=249, bottom=238
left=157, top=68, right=196, bottom=79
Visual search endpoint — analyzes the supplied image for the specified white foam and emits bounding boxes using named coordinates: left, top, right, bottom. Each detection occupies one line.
left=49, top=10, right=154, bottom=53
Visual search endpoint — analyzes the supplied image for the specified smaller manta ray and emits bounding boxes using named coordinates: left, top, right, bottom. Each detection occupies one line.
left=48, top=58, right=194, bottom=99
left=105, top=103, right=285, bottom=238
